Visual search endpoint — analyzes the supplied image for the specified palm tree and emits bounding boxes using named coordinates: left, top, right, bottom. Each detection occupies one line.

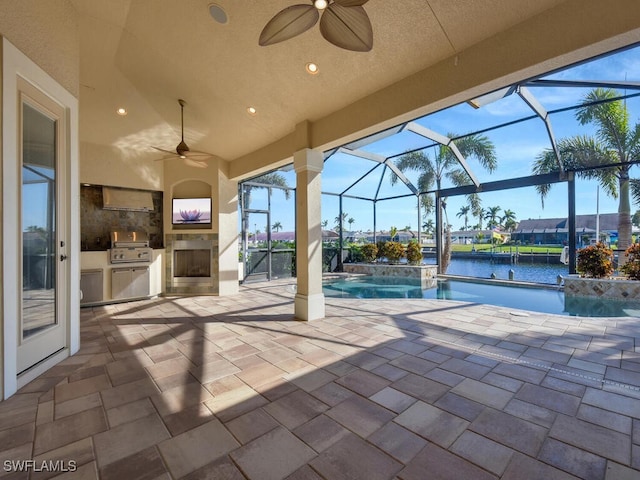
left=334, top=212, right=348, bottom=232
left=241, top=172, right=291, bottom=252
left=242, top=172, right=291, bottom=208
left=391, top=133, right=496, bottom=271
left=392, top=134, right=496, bottom=215
left=473, top=206, right=485, bottom=230
left=422, top=219, right=435, bottom=238
left=348, top=217, right=355, bottom=231
left=321, top=219, right=329, bottom=229
left=456, top=205, right=470, bottom=230
left=272, top=221, right=282, bottom=232
left=502, top=209, right=517, bottom=232
left=484, top=206, right=502, bottom=229
left=533, top=88, right=640, bottom=251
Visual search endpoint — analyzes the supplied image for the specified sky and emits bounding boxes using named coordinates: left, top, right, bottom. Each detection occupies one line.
left=245, top=43, right=640, bottom=236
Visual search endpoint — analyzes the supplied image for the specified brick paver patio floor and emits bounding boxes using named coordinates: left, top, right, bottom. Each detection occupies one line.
left=2, top=279, right=640, bottom=479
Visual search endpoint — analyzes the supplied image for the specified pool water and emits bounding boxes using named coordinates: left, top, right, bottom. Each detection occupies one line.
left=323, top=276, right=640, bottom=317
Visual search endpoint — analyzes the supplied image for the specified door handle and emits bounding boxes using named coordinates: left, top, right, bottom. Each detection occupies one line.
left=60, top=254, right=68, bottom=261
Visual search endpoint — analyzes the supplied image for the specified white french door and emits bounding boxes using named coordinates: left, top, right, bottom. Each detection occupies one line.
left=17, top=78, right=67, bottom=374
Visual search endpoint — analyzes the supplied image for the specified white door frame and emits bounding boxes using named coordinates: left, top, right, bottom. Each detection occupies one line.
left=2, top=39, right=80, bottom=399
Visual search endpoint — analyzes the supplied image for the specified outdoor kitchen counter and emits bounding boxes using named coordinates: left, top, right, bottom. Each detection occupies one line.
left=80, top=249, right=165, bottom=305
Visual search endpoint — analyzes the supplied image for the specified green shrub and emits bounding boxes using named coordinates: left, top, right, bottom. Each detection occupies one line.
left=382, top=241, right=405, bottom=263
left=347, top=244, right=364, bottom=263
left=576, top=242, right=614, bottom=278
left=406, top=240, right=422, bottom=265
left=620, top=243, right=640, bottom=280
left=361, top=243, right=378, bottom=263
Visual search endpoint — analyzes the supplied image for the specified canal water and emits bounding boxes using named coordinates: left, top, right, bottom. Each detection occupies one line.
left=431, top=258, right=568, bottom=284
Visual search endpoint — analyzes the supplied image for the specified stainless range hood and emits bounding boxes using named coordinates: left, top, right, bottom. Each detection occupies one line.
left=102, top=186, right=154, bottom=211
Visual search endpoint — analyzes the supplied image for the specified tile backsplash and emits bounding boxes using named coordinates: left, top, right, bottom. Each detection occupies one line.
left=81, top=185, right=164, bottom=250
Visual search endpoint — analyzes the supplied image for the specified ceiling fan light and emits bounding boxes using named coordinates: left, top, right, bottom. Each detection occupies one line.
left=314, top=0, right=329, bottom=10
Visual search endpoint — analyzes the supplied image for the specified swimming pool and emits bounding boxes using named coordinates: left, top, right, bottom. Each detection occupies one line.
left=322, top=275, right=640, bottom=317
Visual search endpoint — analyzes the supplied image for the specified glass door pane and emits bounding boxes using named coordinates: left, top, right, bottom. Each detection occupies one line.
left=22, top=102, right=57, bottom=338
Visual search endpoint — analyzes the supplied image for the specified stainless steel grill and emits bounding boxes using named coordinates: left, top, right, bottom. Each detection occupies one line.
left=109, top=230, right=152, bottom=264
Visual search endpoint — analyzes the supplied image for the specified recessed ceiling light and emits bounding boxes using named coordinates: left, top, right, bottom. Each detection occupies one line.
left=116, top=107, right=127, bottom=116
left=306, top=62, right=319, bottom=75
left=209, top=3, right=228, bottom=24
left=247, top=106, right=257, bottom=116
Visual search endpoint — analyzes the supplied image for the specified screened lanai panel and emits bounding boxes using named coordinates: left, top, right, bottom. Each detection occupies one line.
left=323, top=149, right=386, bottom=196
left=338, top=164, right=386, bottom=199
left=525, top=85, right=595, bottom=112
left=321, top=193, right=341, bottom=231
left=415, top=99, right=527, bottom=137
left=270, top=190, right=295, bottom=236
left=354, top=129, right=433, bottom=159
left=374, top=162, right=418, bottom=200
left=477, top=118, right=552, bottom=182
left=246, top=185, right=268, bottom=209
left=341, top=197, right=373, bottom=233
left=376, top=196, right=422, bottom=233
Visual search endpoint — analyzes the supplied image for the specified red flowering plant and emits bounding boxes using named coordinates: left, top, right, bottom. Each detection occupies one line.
left=620, top=244, right=640, bottom=280
left=361, top=243, right=378, bottom=263
left=576, top=242, right=614, bottom=278
left=406, top=240, right=423, bottom=265
left=382, top=241, right=405, bottom=264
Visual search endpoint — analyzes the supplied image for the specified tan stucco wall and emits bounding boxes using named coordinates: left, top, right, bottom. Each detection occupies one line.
left=0, top=0, right=79, bottom=97
left=163, top=158, right=218, bottom=234
left=80, top=142, right=163, bottom=191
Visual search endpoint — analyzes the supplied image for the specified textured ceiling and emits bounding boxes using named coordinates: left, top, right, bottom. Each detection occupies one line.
left=71, top=0, right=569, bottom=164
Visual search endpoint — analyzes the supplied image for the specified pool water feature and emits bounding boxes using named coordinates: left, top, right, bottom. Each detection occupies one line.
left=322, top=275, right=640, bottom=317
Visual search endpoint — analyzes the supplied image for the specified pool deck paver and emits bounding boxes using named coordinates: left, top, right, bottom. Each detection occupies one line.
left=2, top=278, right=640, bottom=479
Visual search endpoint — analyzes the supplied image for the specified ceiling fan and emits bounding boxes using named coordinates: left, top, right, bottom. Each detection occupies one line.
left=259, top=0, right=373, bottom=52
left=152, top=99, right=212, bottom=167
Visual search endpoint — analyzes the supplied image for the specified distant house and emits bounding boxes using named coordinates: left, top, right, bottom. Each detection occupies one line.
left=252, top=230, right=339, bottom=243
left=450, top=229, right=509, bottom=244
left=511, top=213, right=623, bottom=246
left=359, top=230, right=418, bottom=243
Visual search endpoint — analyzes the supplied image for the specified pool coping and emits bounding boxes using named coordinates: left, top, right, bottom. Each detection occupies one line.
left=439, top=274, right=564, bottom=291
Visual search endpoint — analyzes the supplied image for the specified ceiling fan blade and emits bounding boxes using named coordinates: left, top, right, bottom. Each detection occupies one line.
left=320, top=4, right=373, bottom=52
left=151, top=146, right=179, bottom=155
left=154, top=155, right=179, bottom=162
left=184, top=150, right=214, bottom=159
left=259, top=5, right=319, bottom=46
left=334, top=0, right=369, bottom=6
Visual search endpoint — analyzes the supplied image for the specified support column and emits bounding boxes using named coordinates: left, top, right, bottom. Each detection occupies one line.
left=417, top=194, right=422, bottom=246
left=436, top=193, right=443, bottom=274
left=216, top=161, right=239, bottom=295
left=294, top=149, right=325, bottom=321
left=567, top=172, right=576, bottom=274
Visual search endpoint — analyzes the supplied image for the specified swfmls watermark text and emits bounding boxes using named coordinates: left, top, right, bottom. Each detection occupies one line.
left=3, top=460, right=77, bottom=473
